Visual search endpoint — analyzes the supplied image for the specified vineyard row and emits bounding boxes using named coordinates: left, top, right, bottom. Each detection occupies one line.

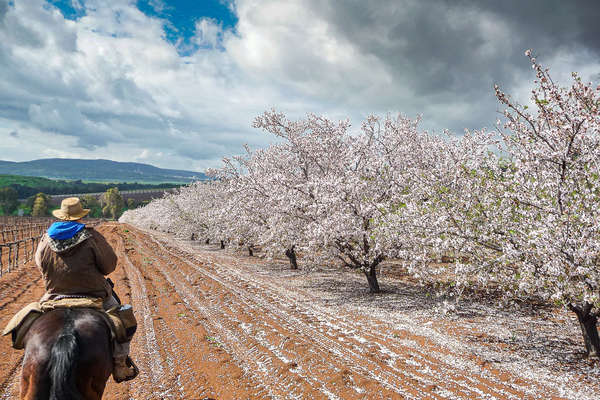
left=0, top=237, right=41, bottom=276
left=0, top=223, right=52, bottom=244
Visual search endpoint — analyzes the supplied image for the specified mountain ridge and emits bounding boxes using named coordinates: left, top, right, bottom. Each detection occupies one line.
left=0, top=158, right=207, bottom=183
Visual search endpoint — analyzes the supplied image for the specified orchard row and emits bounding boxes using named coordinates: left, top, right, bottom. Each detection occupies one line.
left=121, top=51, right=600, bottom=358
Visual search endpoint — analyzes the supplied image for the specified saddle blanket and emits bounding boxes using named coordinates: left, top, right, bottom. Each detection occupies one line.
left=2, top=297, right=133, bottom=349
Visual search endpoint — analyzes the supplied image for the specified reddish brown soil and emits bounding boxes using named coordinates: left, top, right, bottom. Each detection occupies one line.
left=0, top=223, right=596, bottom=399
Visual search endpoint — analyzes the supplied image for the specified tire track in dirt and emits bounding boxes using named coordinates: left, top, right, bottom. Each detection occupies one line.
left=210, top=257, right=533, bottom=400
left=118, top=233, right=220, bottom=399
left=142, top=236, right=376, bottom=399
left=126, top=229, right=308, bottom=399
left=0, top=259, right=46, bottom=400
left=225, top=260, right=561, bottom=400
left=118, top=240, right=173, bottom=399
left=149, top=238, right=482, bottom=398
left=220, top=259, right=552, bottom=400
left=145, top=233, right=476, bottom=399
left=113, top=224, right=284, bottom=399
left=0, top=272, right=42, bottom=312
left=150, top=268, right=287, bottom=399
left=0, top=359, right=21, bottom=400
left=152, top=250, right=412, bottom=398
left=278, top=288, right=554, bottom=399
left=151, top=233, right=572, bottom=400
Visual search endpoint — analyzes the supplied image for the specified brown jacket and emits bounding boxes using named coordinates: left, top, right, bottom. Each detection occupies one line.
left=35, top=227, right=117, bottom=301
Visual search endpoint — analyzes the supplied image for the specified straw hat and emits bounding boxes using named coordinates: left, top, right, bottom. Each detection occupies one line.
left=52, top=197, right=90, bottom=221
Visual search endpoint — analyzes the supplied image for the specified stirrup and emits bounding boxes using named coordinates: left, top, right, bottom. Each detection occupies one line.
left=114, top=356, right=139, bottom=383
left=126, top=356, right=139, bottom=379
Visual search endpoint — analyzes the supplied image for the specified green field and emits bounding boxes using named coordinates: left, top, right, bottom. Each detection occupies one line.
left=80, top=179, right=190, bottom=184
left=0, top=174, right=181, bottom=198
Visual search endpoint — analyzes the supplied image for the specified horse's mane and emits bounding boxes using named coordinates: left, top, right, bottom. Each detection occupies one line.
left=48, top=308, right=83, bottom=400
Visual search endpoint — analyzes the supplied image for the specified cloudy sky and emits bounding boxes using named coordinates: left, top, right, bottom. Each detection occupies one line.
left=1, top=0, right=599, bottom=172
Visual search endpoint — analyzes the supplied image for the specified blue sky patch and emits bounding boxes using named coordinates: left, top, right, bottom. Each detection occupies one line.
left=137, top=0, right=238, bottom=55
left=46, top=0, right=86, bottom=20
left=45, top=0, right=237, bottom=55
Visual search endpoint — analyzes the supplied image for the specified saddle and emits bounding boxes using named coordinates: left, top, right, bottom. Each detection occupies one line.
left=2, top=297, right=137, bottom=350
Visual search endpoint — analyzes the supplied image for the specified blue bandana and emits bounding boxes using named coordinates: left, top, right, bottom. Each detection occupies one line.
left=47, top=221, right=85, bottom=240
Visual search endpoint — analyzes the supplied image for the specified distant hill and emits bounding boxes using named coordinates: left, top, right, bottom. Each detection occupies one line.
left=0, top=174, right=180, bottom=199
left=0, top=158, right=207, bottom=183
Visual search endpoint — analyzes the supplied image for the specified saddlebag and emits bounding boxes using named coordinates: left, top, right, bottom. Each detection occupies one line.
left=106, top=304, right=137, bottom=343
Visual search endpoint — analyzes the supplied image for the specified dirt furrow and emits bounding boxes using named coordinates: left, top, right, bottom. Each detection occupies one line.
left=161, top=267, right=364, bottom=400
left=0, top=275, right=42, bottom=312
left=148, top=236, right=468, bottom=399
left=160, top=236, right=569, bottom=400
left=125, top=227, right=302, bottom=399
left=212, top=256, right=530, bottom=400
left=134, top=229, right=399, bottom=399
left=119, top=243, right=174, bottom=399
left=143, top=236, right=403, bottom=399
left=0, top=258, right=47, bottom=400
left=133, top=242, right=302, bottom=399
left=120, top=232, right=238, bottom=399
left=0, top=359, right=20, bottom=400
left=171, top=245, right=514, bottom=399
left=207, top=258, right=489, bottom=399
left=200, top=254, right=556, bottom=399
left=154, top=241, right=473, bottom=397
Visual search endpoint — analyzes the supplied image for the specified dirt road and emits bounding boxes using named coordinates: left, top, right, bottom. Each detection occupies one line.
left=0, top=223, right=597, bottom=399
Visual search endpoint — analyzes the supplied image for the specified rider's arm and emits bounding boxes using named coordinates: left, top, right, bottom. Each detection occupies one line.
left=90, top=230, right=118, bottom=275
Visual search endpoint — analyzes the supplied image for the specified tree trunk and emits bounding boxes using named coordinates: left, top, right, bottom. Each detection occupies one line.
left=248, top=246, right=254, bottom=257
left=220, top=240, right=225, bottom=249
left=285, top=246, right=298, bottom=270
left=363, top=264, right=380, bottom=294
left=569, top=303, right=600, bottom=358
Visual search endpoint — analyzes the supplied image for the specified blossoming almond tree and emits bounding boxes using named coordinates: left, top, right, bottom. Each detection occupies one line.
left=382, top=127, right=511, bottom=293
left=227, top=142, right=315, bottom=268
left=120, top=50, right=599, bottom=356
left=207, top=147, right=278, bottom=256
left=120, top=180, right=229, bottom=246
left=120, top=196, right=178, bottom=232
left=490, top=50, right=600, bottom=357
left=171, top=181, right=227, bottom=243
left=253, top=110, right=434, bottom=293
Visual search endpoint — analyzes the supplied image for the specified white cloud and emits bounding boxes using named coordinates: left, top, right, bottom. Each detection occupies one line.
left=226, top=0, right=392, bottom=103
left=193, top=18, right=223, bottom=49
left=1, top=0, right=599, bottom=172
left=71, top=0, right=83, bottom=11
left=136, top=149, right=150, bottom=160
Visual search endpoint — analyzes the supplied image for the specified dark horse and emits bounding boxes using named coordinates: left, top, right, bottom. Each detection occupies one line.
left=20, top=308, right=113, bottom=400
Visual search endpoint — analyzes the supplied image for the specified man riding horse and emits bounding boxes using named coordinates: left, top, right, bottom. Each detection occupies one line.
left=34, top=197, right=138, bottom=382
